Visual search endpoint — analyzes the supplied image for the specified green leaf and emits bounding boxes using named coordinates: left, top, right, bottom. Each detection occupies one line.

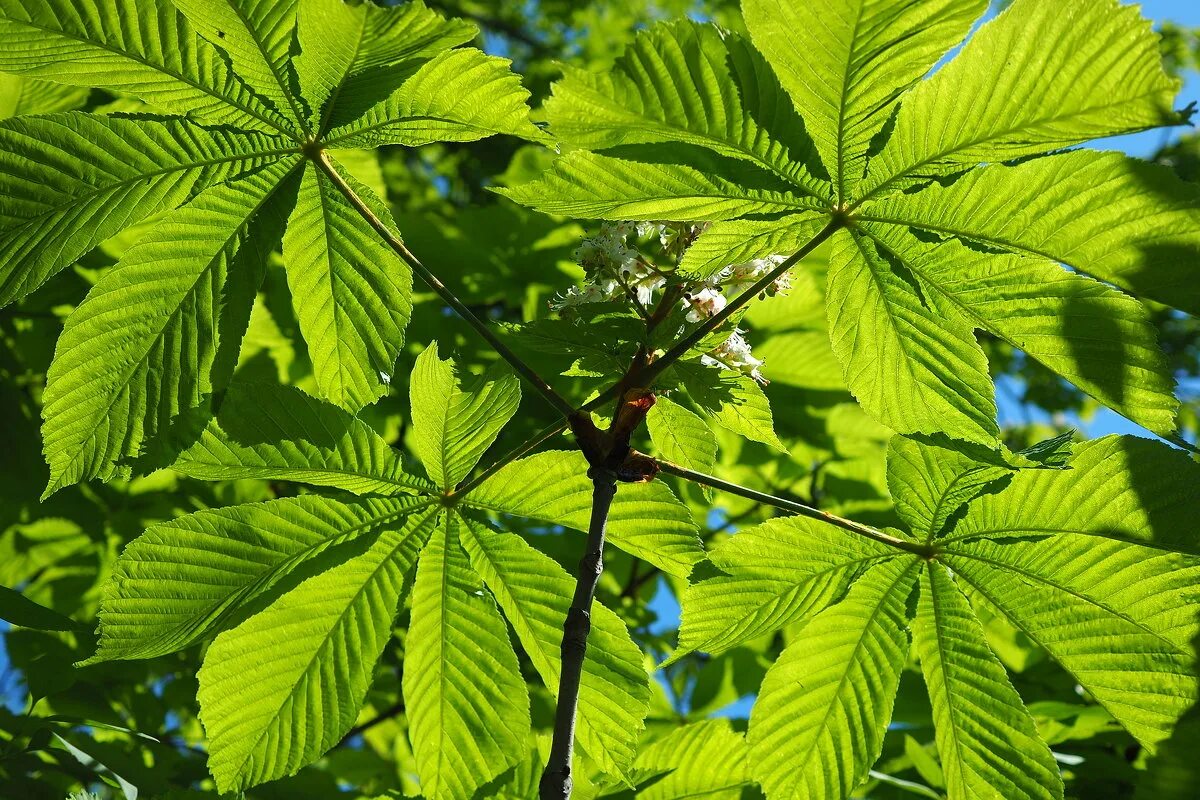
left=458, top=514, right=649, bottom=779
left=171, top=0, right=306, bottom=129
left=0, top=0, right=292, bottom=133
left=404, top=513, right=529, bottom=799
left=339, top=0, right=475, bottom=77
left=943, top=534, right=1199, bottom=751
left=748, top=557, right=919, bottom=798
left=326, top=48, right=546, bottom=148
left=671, top=517, right=894, bottom=664
left=0, top=71, right=88, bottom=117
left=0, top=584, right=80, bottom=631
left=281, top=158, right=413, bottom=411
left=87, top=495, right=435, bottom=663
left=886, top=436, right=1011, bottom=540
left=544, top=20, right=828, bottom=200
left=677, top=217, right=826, bottom=279
left=859, top=225, right=1178, bottom=436
left=743, top=0, right=986, bottom=199
left=409, top=342, right=521, bottom=491
left=945, top=435, right=1200, bottom=556
left=860, top=150, right=1200, bottom=315
left=827, top=227, right=998, bottom=444
left=495, top=149, right=826, bottom=221
left=675, top=364, right=787, bottom=450
left=462, top=450, right=703, bottom=578
left=294, top=0, right=476, bottom=133
left=913, top=562, right=1063, bottom=800
left=40, top=158, right=299, bottom=495
left=626, top=719, right=752, bottom=799
left=172, top=382, right=428, bottom=494
left=198, top=504, right=439, bottom=792
left=646, top=395, right=716, bottom=476
left=0, top=113, right=290, bottom=307
left=863, top=0, right=1183, bottom=197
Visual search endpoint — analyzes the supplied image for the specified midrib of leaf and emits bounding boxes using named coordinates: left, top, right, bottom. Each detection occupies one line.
left=227, top=505, right=438, bottom=779
left=786, top=560, right=917, bottom=773
left=45, top=157, right=302, bottom=492
left=857, top=211, right=1110, bottom=276
left=845, top=229, right=948, bottom=399
left=313, top=167, right=352, bottom=398
left=10, top=15, right=294, bottom=137
left=924, top=565, right=974, bottom=798
left=2, top=143, right=298, bottom=243
left=185, top=457, right=430, bottom=494
left=112, top=498, right=436, bottom=659
left=858, top=90, right=1176, bottom=204
left=317, top=18, right=367, bottom=136
left=432, top=516, right=452, bottom=791
left=226, top=0, right=310, bottom=134
left=924, top=468, right=1001, bottom=544
left=834, top=1, right=867, bottom=205
left=946, top=550, right=1186, bottom=655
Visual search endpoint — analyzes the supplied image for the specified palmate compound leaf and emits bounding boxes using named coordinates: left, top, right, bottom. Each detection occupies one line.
left=503, top=0, right=1192, bottom=446
left=92, top=347, right=663, bottom=790
left=672, top=433, right=1199, bottom=795
left=457, top=512, right=651, bottom=780
left=2, top=0, right=545, bottom=487
left=748, top=557, right=919, bottom=799
left=462, top=449, right=705, bottom=579
left=932, top=435, right=1200, bottom=752
left=41, top=158, right=300, bottom=496
left=409, top=341, right=521, bottom=491
left=199, top=503, right=440, bottom=792
left=404, top=511, right=530, bottom=799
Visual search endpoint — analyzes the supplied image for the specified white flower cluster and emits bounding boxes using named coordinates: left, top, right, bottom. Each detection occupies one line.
left=551, top=222, right=668, bottom=310
left=552, top=221, right=792, bottom=385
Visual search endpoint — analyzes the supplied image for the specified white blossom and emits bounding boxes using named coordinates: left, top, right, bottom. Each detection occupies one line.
left=703, top=329, right=767, bottom=384
left=683, top=287, right=727, bottom=322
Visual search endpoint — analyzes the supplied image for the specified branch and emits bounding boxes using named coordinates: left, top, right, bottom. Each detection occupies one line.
left=313, top=150, right=578, bottom=420
left=651, top=454, right=933, bottom=557
left=538, top=468, right=618, bottom=799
